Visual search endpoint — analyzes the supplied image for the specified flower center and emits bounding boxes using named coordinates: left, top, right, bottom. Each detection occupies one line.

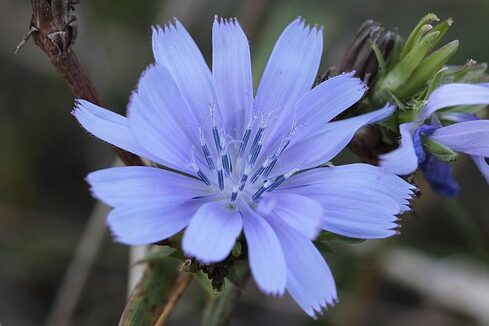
left=190, top=108, right=298, bottom=203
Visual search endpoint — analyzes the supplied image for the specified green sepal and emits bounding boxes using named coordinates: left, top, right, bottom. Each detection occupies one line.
left=400, top=13, right=439, bottom=60
left=231, top=241, right=242, bottom=258
left=425, top=66, right=449, bottom=97
left=398, top=40, right=458, bottom=98
left=372, top=31, right=440, bottom=105
left=427, top=18, right=453, bottom=51
left=387, top=90, right=406, bottom=110
left=422, top=137, right=458, bottom=162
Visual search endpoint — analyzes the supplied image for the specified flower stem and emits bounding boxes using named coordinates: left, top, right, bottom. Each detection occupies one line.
left=27, top=0, right=143, bottom=166
left=154, top=273, right=194, bottom=326
left=118, top=259, right=184, bottom=326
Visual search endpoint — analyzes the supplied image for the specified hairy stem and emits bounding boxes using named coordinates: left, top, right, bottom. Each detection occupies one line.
left=29, top=0, right=143, bottom=166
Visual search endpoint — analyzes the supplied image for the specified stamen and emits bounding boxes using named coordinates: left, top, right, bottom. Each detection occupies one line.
left=212, top=126, right=222, bottom=152
left=230, top=185, right=239, bottom=202
left=249, top=143, right=262, bottom=165
left=252, top=185, right=267, bottom=201
left=238, top=128, right=251, bottom=158
left=252, top=169, right=298, bottom=201
left=264, top=175, right=285, bottom=192
left=199, top=128, right=215, bottom=170
left=222, top=154, right=231, bottom=175
left=250, top=166, right=265, bottom=183
left=250, top=127, right=264, bottom=157
left=222, top=138, right=240, bottom=174
left=190, top=162, right=211, bottom=186
left=217, top=169, right=224, bottom=191
left=239, top=166, right=251, bottom=191
left=266, top=169, right=298, bottom=192
left=228, top=155, right=233, bottom=173
left=196, top=170, right=211, bottom=186
left=190, top=146, right=212, bottom=187
left=259, top=133, right=293, bottom=179
left=262, top=158, right=277, bottom=178
left=202, top=143, right=215, bottom=170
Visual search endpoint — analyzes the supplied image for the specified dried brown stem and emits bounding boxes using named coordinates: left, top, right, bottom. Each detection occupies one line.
left=154, top=273, right=194, bottom=326
left=28, top=0, right=143, bottom=166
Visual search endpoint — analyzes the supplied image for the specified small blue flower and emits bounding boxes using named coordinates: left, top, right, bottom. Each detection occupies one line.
left=73, top=17, right=415, bottom=317
left=380, top=83, right=489, bottom=197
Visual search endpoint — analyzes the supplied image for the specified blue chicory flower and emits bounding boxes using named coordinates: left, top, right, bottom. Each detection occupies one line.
left=73, top=17, right=415, bottom=317
left=379, top=83, right=489, bottom=196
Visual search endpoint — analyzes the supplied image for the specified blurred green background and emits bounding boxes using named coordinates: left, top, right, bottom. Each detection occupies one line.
left=1, top=0, right=489, bottom=325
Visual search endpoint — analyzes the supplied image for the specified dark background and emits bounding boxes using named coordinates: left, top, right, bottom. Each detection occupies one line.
left=1, top=0, right=489, bottom=325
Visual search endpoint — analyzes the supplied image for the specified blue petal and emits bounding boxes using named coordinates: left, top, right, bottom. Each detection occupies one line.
left=472, top=155, right=489, bottom=183
left=419, top=83, right=489, bottom=120
left=412, top=124, right=436, bottom=164
left=420, top=155, right=459, bottom=197
left=182, top=200, right=243, bottom=263
left=262, top=73, right=367, bottom=162
left=128, top=65, right=202, bottom=170
left=240, top=203, right=286, bottom=296
left=281, top=163, right=415, bottom=209
left=256, top=18, right=322, bottom=116
left=87, top=166, right=207, bottom=207
left=430, top=120, right=489, bottom=156
left=270, top=104, right=393, bottom=176
left=107, top=200, right=200, bottom=245
left=379, top=122, right=420, bottom=175
left=152, top=20, right=214, bottom=122
left=72, top=100, right=163, bottom=165
left=279, top=164, right=415, bottom=239
left=212, top=17, right=254, bottom=139
left=439, top=112, right=480, bottom=123
left=268, top=216, right=336, bottom=317
left=289, top=73, right=367, bottom=138
left=258, top=193, right=322, bottom=239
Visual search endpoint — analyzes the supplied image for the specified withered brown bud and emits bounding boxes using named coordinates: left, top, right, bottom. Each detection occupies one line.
left=30, top=0, right=79, bottom=56
left=314, top=21, right=400, bottom=162
left=316, top=20, right=398, bottom=87
left=338, top=20, right=397, bottom=84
